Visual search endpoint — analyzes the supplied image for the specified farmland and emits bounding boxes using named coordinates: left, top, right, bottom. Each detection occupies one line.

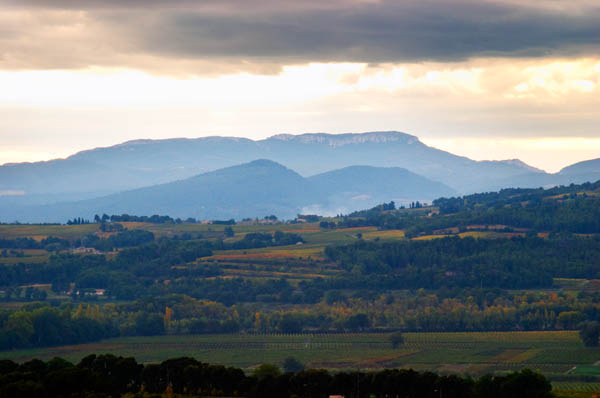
left=0, top=223, right=99, bottom=240
left=2, top=331, right=599, bottom=379
left=0, top=218, right=541, bottom=285
left=3, top=330, right=600, bottom=396
left=0, top=222, right=405, bottom=285
left=2, top=184, right=600, bottom=397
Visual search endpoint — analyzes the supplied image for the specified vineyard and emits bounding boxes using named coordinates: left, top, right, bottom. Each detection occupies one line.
left=553, top=383, right=600, bottom=398
left=2, top=331, right=599, bottom=379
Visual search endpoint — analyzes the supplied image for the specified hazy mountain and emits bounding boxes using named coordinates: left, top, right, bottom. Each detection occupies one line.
left=258, top=133, right=545, bottom=194
left=481, top=158, right=600, bottom=192
left=0, top=132, right=545, bottom=205
left=0, top=160, right=455, bottom=223
left=0, top=137, right=262, bottom=203
left=2, top=132, right=599, bottom=218
left=557, top=159, right=600, bottom=184
left=305, top=166, right=455, bottom=215
left=560, top=158, right=600, bottom=175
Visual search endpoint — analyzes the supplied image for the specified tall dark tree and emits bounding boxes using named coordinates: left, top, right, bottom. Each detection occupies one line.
left=579, top=321, right=600, bottom=347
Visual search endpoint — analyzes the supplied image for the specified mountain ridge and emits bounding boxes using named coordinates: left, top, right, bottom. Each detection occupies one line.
left=1, top=131, right=599, bottom=210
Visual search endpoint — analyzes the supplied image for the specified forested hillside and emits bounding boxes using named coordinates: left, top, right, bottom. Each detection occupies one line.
left=1, top=180, right=600, bottom=352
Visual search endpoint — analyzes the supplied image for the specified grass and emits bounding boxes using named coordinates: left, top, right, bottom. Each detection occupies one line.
left=2, top=331, right=598, bottom=377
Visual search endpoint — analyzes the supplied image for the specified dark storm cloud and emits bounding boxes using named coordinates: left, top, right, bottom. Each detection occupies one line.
left=2, top=0, right=599, bottom=71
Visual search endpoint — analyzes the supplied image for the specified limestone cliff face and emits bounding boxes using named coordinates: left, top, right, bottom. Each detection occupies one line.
left=270, top=131, right=419, bottom=147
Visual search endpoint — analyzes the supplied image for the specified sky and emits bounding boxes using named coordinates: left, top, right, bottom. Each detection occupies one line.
left=1, top=0, right=599, bottom=172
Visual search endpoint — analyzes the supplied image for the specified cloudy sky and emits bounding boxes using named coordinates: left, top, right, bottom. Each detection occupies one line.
left=2, top=0, right=599, bottom=172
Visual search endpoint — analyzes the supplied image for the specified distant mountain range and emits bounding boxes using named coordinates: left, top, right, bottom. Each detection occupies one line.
left=0, top=131, right=599, bottom=222
left=1, top=160, right=455, bottom=222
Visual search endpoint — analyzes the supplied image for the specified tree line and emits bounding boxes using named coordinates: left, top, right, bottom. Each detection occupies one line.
left=0, top=355, right=552, bottom=398
left=330, top=181, right=600, bottom=236
left=2, top=290, right=600, bottom=350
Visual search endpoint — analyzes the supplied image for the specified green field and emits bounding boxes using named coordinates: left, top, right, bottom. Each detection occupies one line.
left=2, top=331, right=599, bottom=377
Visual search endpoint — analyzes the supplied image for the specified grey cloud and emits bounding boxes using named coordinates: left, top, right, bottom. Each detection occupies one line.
left=131, top=1, right=600, bottom=63
left=2, top=0, right=600, bottom=72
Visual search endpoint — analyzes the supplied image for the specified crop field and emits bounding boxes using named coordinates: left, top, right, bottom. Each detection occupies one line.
left=2, top=331, right=598, bottom=377
left=0, top=222, right=397, bottom=251
left=194, top=225, right=407, bottom=281
left=142, top=222, right=328, bottom=238
left=0, top=221, right=350, bottom=242
left=457, top=231, right=493, bottom=238
left=0, top=224, right=99, bottom=240
left=205, top=245, right=326, bottom=260
left=298, top=228, right=377, bottom=246
left=362, top=229, right=405, bottom=240
left=0, top=249, right=49, bottom=264
left=412, top=234, right=452, bottom=241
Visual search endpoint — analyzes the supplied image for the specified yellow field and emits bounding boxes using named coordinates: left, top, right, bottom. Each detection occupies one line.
left=458, top=231, right=492, bottom=238
left=412, top=234, right=452, bottom=241
left=363, top=229, right=405, bottom=240
left=204, top=245, right=325, bottom=260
